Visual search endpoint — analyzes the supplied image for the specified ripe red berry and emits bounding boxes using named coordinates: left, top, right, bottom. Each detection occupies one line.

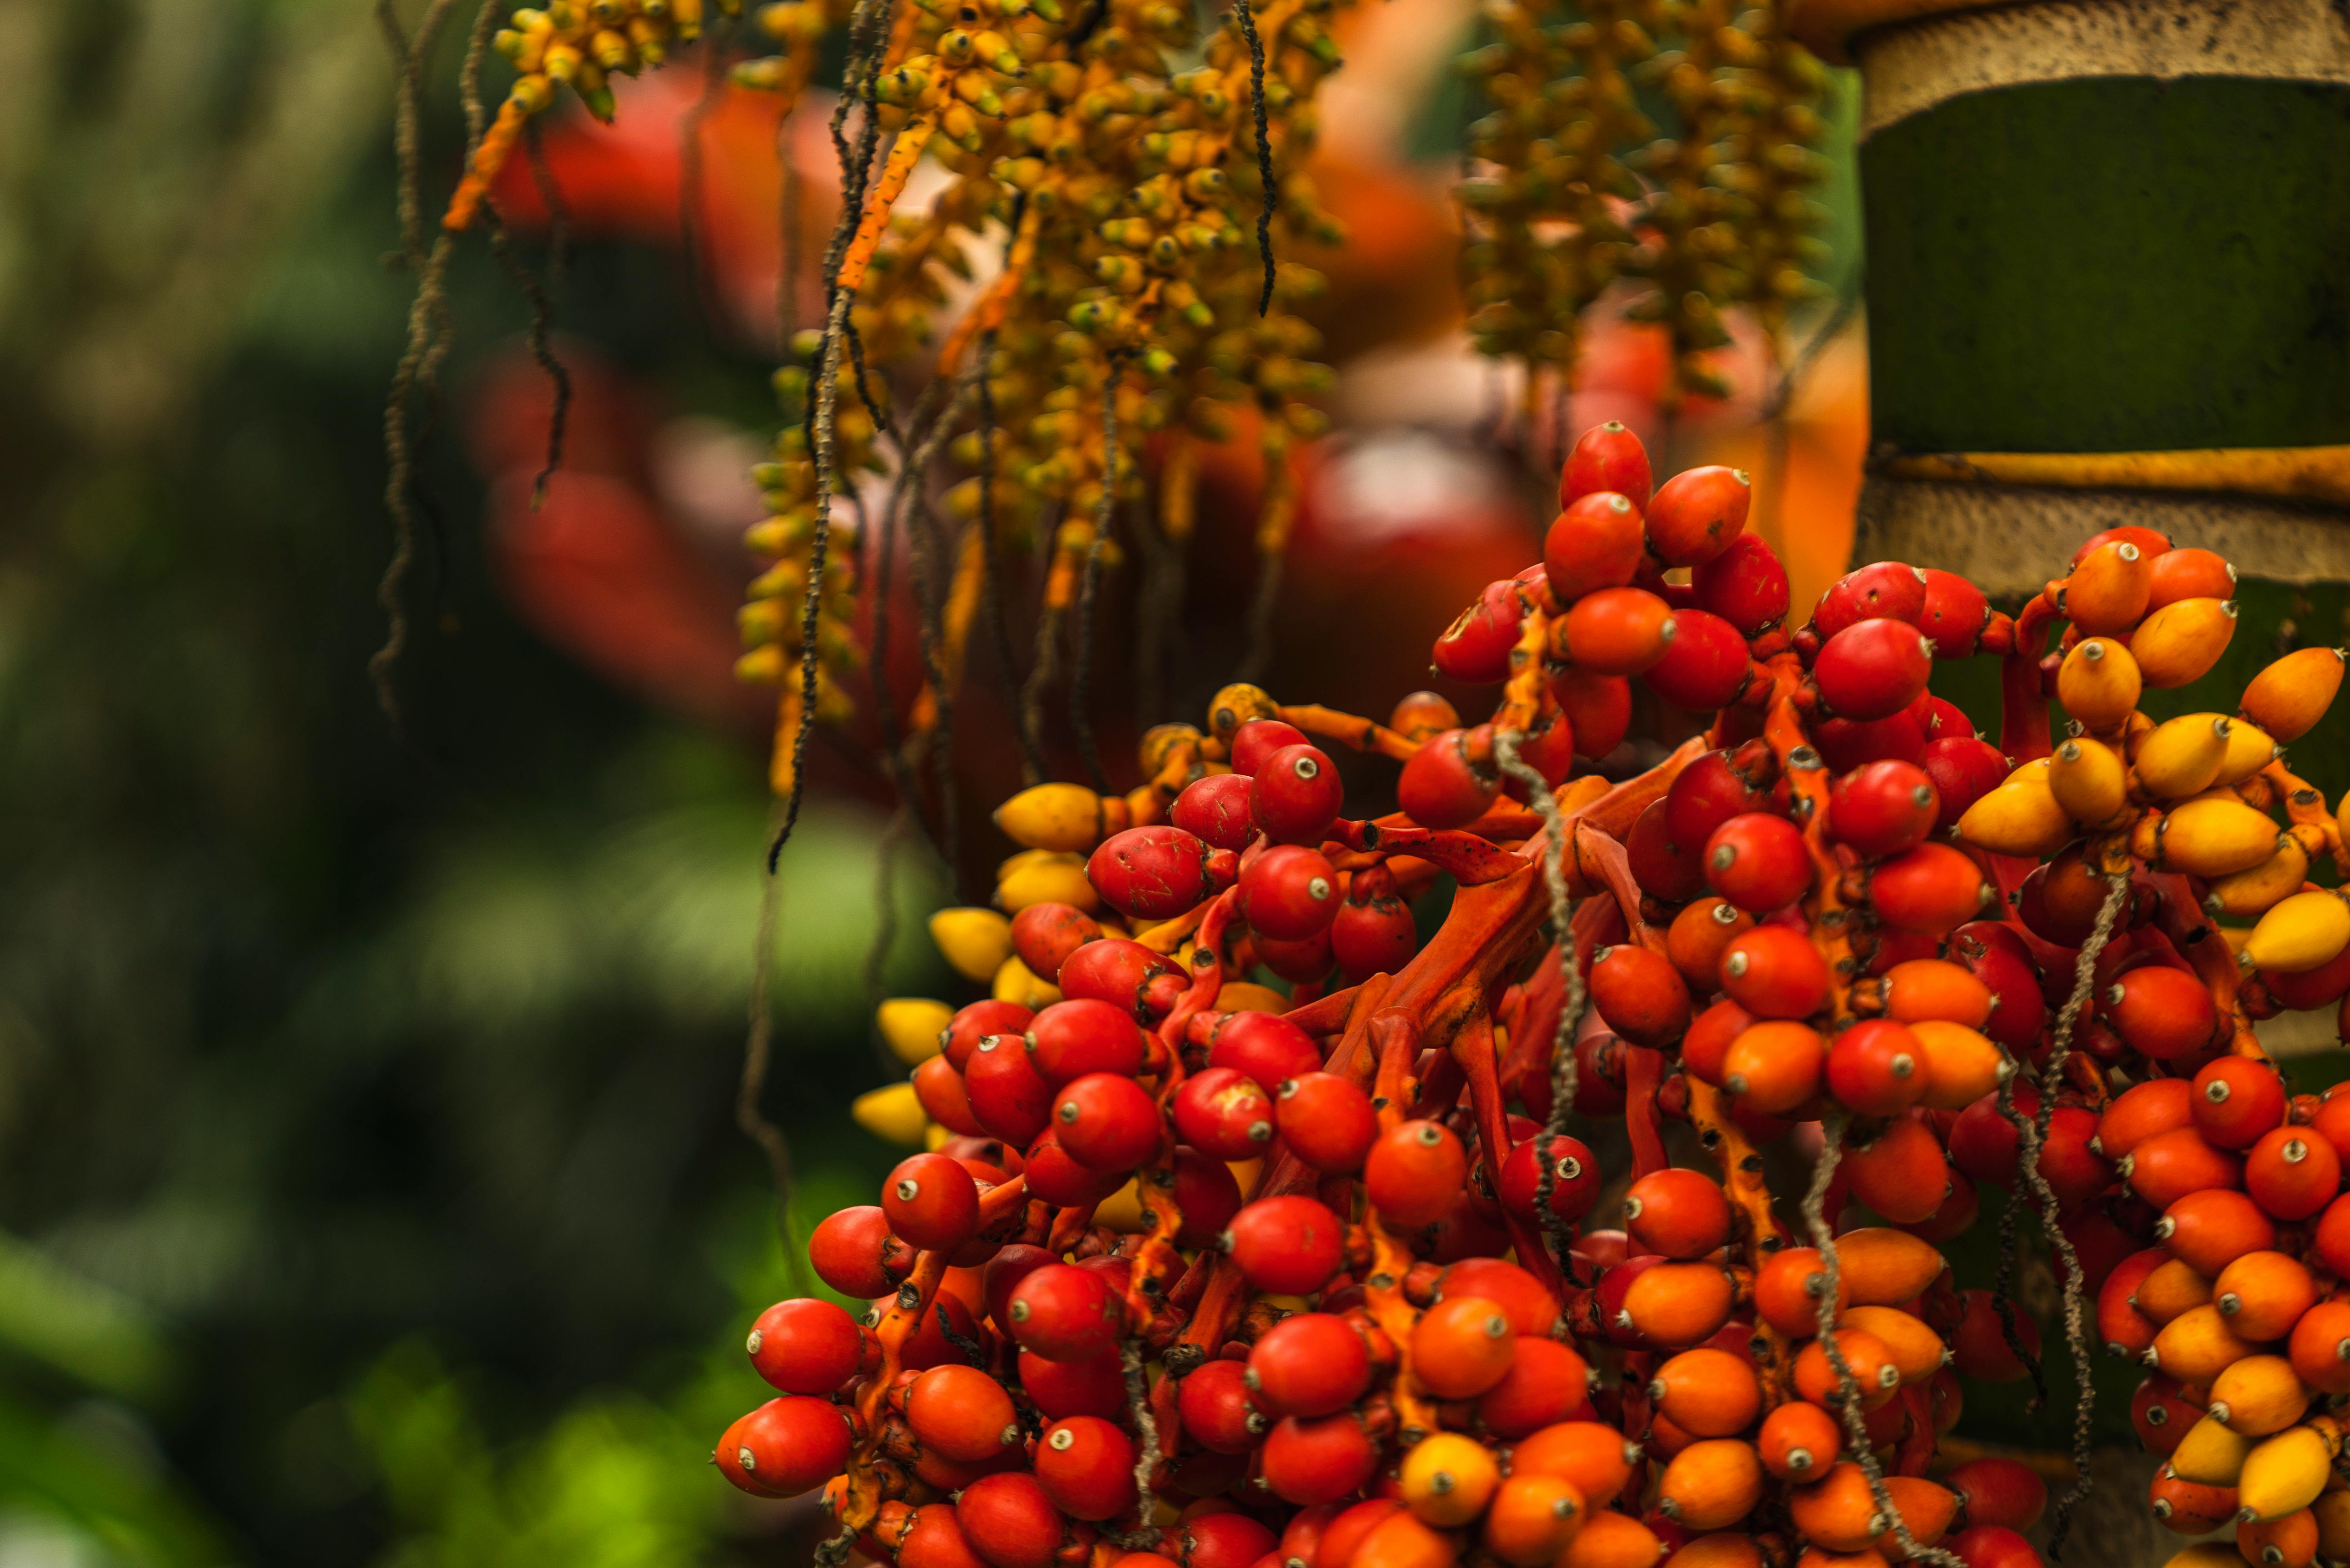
left=1254, top=928, right=1335, bottom=986
left=717, top=1396, right=851, bottom=1497
left=1396, top=727, right=1501, bottom=829
left=1949, top=1287, right=2039, bottom=1382
left=1815, top=562, right=1928, bottom=638
left=1008, top=901, right=1102, bottom=984
left=1947, top=1526, right=2044, bottom=1568
left=2157, top=1186, right=2275, bottom=1275
left=1718, top=925, right=1830, bottom=1019
left=1869, top=842, right=1992, bottom=933
left=1828, top=760, right=1939, bottom=858
left=1564, top=586, right=1678, bottom=676
left=1814, top=618, right=1933, bottom=720
left=1552, top=668, right=1633, bottom=760
left=914, top=1055, right=986, bottom=1138
left=1177, top=1357, right=1266, bottom=1454
left=1477, top=1335, right=1592, bottom=1437
left=1239, top=843, right=1341, bottom=940
left=1498, top=1132, right=1602, bottom=1224
left=1824, top=1019, right=1928, bottom=1117
left=1172, top=1065, right=1276, bottom=1160
left=964, top=1033, right=1056, bottom=1146
left=1562, top=420, right=1654, bottom=510
left=1432, top=578, right=1530, bottom=686
left=1170, top=772, right=1258, bottom=851
left=1645, top=465, right=1750, bottom=567
left=1331, top=863, right=1418, bottom=980
left=748, top=1297, right=863, bottom=1395
left=941, top=1000, right=1036, bottom=1070
left=1021, top=1131, right=1122, bottom=1207
left=1644, top=608, right=1752, bottom=712
left=1544, top=492, right=1647, bottom=602
left=2246, top=1126, right=2340, bottom=1221
left=1248, top=1312, right=1371, bottom=1416
left=1252, top=743, right=1345, bottom=844
left=1690, top=532, right=1791, bottom=635
left=2123, top=1126, right=2240, bottom=1209
left=1204, top=1010, right=1323, bottom=1092
left=1224, top=1196, right=1346, bottom=1294
left=907, top=1363, right=1022, bottom=1462
left=1704, top=812, right=1813, bottom=912
left=1088, top=826, right=1217, bottom=919
left=1166, top=1146, right=1243, bottom=1248
left=1665, top=746, right=1774, bottom=853
left=1051, top=1071, right=1162, bottom=1171
left=1366, top=1119, right=1468, bottom=1227
left=808, top=1205, right=915, bottom=1298
left=1588, top=944, right=1694, bottom=1047
left=1005, top=1262, right=1123, bottom=1362
left=1682, top=998, right=1756, bottom=1086
left=883, top=1152, right=981, bottom=1251
left=1628, top=797, right=1709, bottom=902
left=1263, top=1413, right=1380, bottom=1505
left=2191, top=1055, right=2287, bottom=1148
left=955, top=1473, right=1064, bottom=1568
left=1229, top=717, right=1310, bottom=775
left=1275, top=1071, right=1378, bottom=1173
left=1843, top=1115, right=1952, bottom=1225
left=1056, top=938, right=1185, bottom=1022
left=1023, top=998, right=1144, bottom=1086
left=1919, top=570, right=1992, bottom=657
left=1034, top=1416, right=1138, bottom=1520
left=2110, top=966, right=2223, bottom=1062
left=1624, top=1168, right=1732, bottom=1259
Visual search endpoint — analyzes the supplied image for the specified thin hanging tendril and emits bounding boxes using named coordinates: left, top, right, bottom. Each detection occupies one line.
left=1231, top=0, right=1275, bottom=317
left=1495, top=729, right=1583, bottom=1267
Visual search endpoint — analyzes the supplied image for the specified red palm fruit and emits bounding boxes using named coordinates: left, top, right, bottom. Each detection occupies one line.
left=1225, top=1196, right=1345, bottom=1293
left=1590, top=945, right=1694, bottom=1048
left=2109, top=967, right=2222, bottom=1061
left=1897, top=1167, right=1981, bottom=1245
left=1704, top=813, right=1812, bottom=912
left=1247, top=1312, right=1371, bottom=1417
left=2289, top=1299, right=2350, bottom=1393
left=1950, top=1288, right=2039, bottom=1381
left=1432, top=578, right=1530, bottom=687
left=956, top=1473, right=1063, bottom=1568
left=915, top=1055, right=987, bottom=1138
left=2266, top=941, right=2350, bottom=1010
left=2098, top=1078, right=2195, bottom=1162
left=1946, top=1527, right=2042, bottom=1568
left=748, top=1297, right=863, bottom=1395
left=2318, top=1092, right=2350, bottom=1166
left=1024, top=998, right=1145, bottom=1086
left=1666, top=746, right=1776, bottom=853
left=1814, top=710, right=1928, bottom=773
left=2145, top=544, right=2232, bottom=608
left=1034, top=1416, right=1136, bottom=1521
left=897, top=1288, right=982, bottom=1371
left=1172, top=1067, right=1276, bottom=1161
left=1870, top=843, right=1992, bottom=933
left=1952, top=926, right=2047, bottom=1050
left=2246, top=1125, right=2341, bottom=1221
left=1845, top=1117, right=1953, bottom=1225
left=1545, top=492, right=1648, bottom=602
left=943, top=1000, right=1037, bottom=1070
left=1910, top=693, right=1972, bottom=742
left=2124, top=1126, right=2241, bottom=1208
left=1758, top=1399, right=1841, bottom=1480
left=1511, top=1421, right=1638, bottom=1508
left=1351, top=1509, right=1455, bottom=1568
left=1088, top=825, right=1217, bottom=919
left=1396, top=728, right=1501, bottom=829
left=1630, top=797, right=1710, bottom=902
left=1167, top=1147, right=1242, bottom=1248
left=1366, top=1120, right=1468, bottom=1227
left=1646, top=466, right=1751, bottom=567
left=1920, top=736, right=2011, bottom=835
left=2038, top=1105, right=2114, bottom=1208
left=1828, top=760, right=1939, bottom=859
left=1668, top=898, right=1753, bottom=990
left=1413, top=1294, right=1520, bottom=1397
left=1275, top=1072, right=1377, bottom=1173
left=1563, top=421, right=1654, bottom=509
left=1230, top=718, right=1311, bottom=775
left=1441, top=1258, right=1563, bottom=1336
left=1051, top=1072, right=1161, bottom=1172
left=1240, top=844, right=1341, bottom=942
left=1645, top=608, right=1752, bottom=712
left=1277, top=1503, right=1347, bottom=1568
left=1176, top=1357, right=1266, bottom=1454
left=1553, top=667, right=1634, bottom=760
left=1608, top=1259, right=1738, bottom=1348
left=2098, top=1247, right=2166, bottom=1358
left=1565, top=587, right=1679, bottom=675
left=1815, top=619, right=1934, bottom=720
left=1625, top=1169, right=1732, bottom=1259
left=1825, top=1020, right=1928, bottom=1117
left=1682, top=1000, right=1755, bottom=1086
left=1333, top=863, right=1418, bottom=981
left=2192, top=1056, right=2288, bottom=1149
left=1721, top=1020, right=1826, bottom=1114
left=1005, top=1263, right=1122, bottom=1362
left=808, top=1206, right=914, bottom=1298
left=1945, top=1458, right=2045, bottom=1533
left=1480, top=1337, right=1593, bottom=1437
left=1171, top=1514, right=1275, bottom=1568
left=1171, top=772, right=1258, bottom=852
left=2131, top=1372, right=2202, bottom=1455
left=1649, top=1347, right=1762, bottom=1437
left=1010, top=902, right=1103, bottom=983
left=965, top=1034, right=1057, bottom=1145
left=1253, top=744, right=1345, bottom=844
left=1918, top=570, right=1992, bottom=658
left=1056, top=939, right=1185, bottom=1024
left=1719, top=925, right=1830, bottom=1019
left=2240, top=1511, right=2319, bottom=1568
left=1019, top=1347, right=1124, bottom=1420
left=717, top=1396, right=851, bottom=1497
left=1816, top=563, right=1929, bottom=638
left=884, top=1153, right=981, bottom=1251
left=2215, top=1251, right=2316, bottom=1341
left=896, top=1503, right=991, bottom=1568
left=1319, top=1501, right=1406, bottom=1568
left=1948, top=1084, right=2035, bottom=1187
left=2150, top=1472, right=2239, bottom=1537
left=1262, top=1413, right=1379, bottom=1506
left=1500, top=1132, right=1603, bottom=1224
left=1257, top=927, right=1336, bottom=987
left=1020, top=1131, right=1120, bottom=1207
left=908, top=1364, right=1022, bottom=1462
left=1793, top=1328, right=1901, bottom=1410
left=2318, top=1193, right=2350, bottom=1276
left=1690, top=533, right=1790, bottom=635
left=1205, top=1010, right=1322, bottom=1092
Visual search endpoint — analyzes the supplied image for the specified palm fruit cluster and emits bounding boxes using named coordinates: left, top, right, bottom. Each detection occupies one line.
left=726, top=421, right=2350, bottom=1568
left=1456, top=0, right=1831, bottom=402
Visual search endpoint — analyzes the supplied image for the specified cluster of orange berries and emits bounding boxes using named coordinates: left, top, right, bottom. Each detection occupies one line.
left=718, top=420, right=2350, bottom=1568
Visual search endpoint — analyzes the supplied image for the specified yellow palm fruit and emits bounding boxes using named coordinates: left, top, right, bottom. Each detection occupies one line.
left=996, top=851, right=1099, bottom=915
left=2151, top=1303, right=2260, bottom=1382
left=876, top=998, right=954, bottom=1065
left=851, top=1081, right=929, bottom=1146
left=1957, top=759, right=2075, bottom=856
left=930, top=907, right=1014, bottom=980
left=995, top=782, right=1114, bottom=853
left=992, top=954, right=1060, bottom=1010
left=1839, top=1306, right=1948, bottom=1385
left=2216, top=719, right=2284, bottom=787
left=2206, top=839, right=2313, bottom=920
left=2156, top=796, right=2285, bottom=878
left=2057, top=637, right=2143, bottom=730
left=2172, top=1413, right=2258, bottom=1485
left=2239, top=1426, right=2336, bottom=1522
left=1215, top=980, right=1288, bottom=1013
left=2135, top=597, right=2239, bottom=689
left=924, top=1121, right=952, bottom=1151
left=2134, top=714, right=2235, bottom=799
left=2243, top=890, right=2350, bottom=974
left=2211, top=1356, right=2314, bottom=1437
left=2243, top=647, right=2347, bottom=743
left=1094, top=1176, right=1148, bottom=1232
left=2049, top=736, right=2129, bottom=825
left=1402, top=1432, right=1502, bottom=1526
left=1908, top=1020, right=2003, bottom=1110
left=2310, top=1490, right=2350, bottom=1559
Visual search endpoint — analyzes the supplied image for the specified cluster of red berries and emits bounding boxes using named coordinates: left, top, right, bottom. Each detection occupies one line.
left=717, top=421, right=2350, bottom=1568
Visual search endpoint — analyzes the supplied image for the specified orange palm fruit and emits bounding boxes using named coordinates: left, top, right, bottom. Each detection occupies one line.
left=2135, top=1258, right=2215, bottom=1326
left=1562, top=587, right=1678, bottom=677
left=1352, top=1508, right=1457, bottom=1568
left=2215, top=1252, right=2317, bottom=1342
left=1657, top=1439, right=1764, bottom=1531
left=2062, top=540, right=2155, bottom=634
left=2170, top=1413, right=2258, bottom=1486
left=1755, top=1247, right=1848, bottom=1339
left=2310, top=1490, right=2350, bottom=1559
left=1721, top=1020, right=1827, bottom=1115
left=1906, top=1020, right=2004, bottom=1111
left=1793, top=1328, right=1902, bottom=1411
left=2131, top=714, right=2233, bottom=800
left=2242, top=646, right=2346, bottom=743
left=2134, top=597, right=2238, bottom=688
left=1481, top=1475, right=1586, bottom=1567
left=1619, top=1262, right=1738, bottom=1349
left=1648, top=1347, right=1763, bottom=1437
left=1837, top=1228, right=1948, bottom=1306
left=2057, top=636, right=2143, bottom=730
left=1400, top=1432, right=1500, bottom=1527
left=1841, top=1305, right=1949, bottom=1386
left=1796, top=1552, right=1888, bottom=1568
left=2209, top=1355, right=2312, bottom=1437
left=2151, top=1466, right=2240, bottom=1533
left=1667, top=899, right=1752, bottom=990
left=2287, top=1300, right=2350, bottom=1394
left=1557, top=1510, right=1665, bottom=1568
left=1667, top=1536, right=1765, bottom=1568
left=2150, top=1304, right=2262, bottom=1384
left=1877, top=1475, right=1959, bottom=1553
left=1956, top=760, right=2074, bottom=857
left=1758, top=1397, right=1842, bottom=1480
left=2240, top=1507, right=2320, bottom=1568
left=1509, top=1422, right=1638, bottom=1508
left=2207, top=837, right=2313, bottom=921
left=1789, top=1462, right=1889, bottom=1553
left=1881, top=959, right=1993, bottom=1029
